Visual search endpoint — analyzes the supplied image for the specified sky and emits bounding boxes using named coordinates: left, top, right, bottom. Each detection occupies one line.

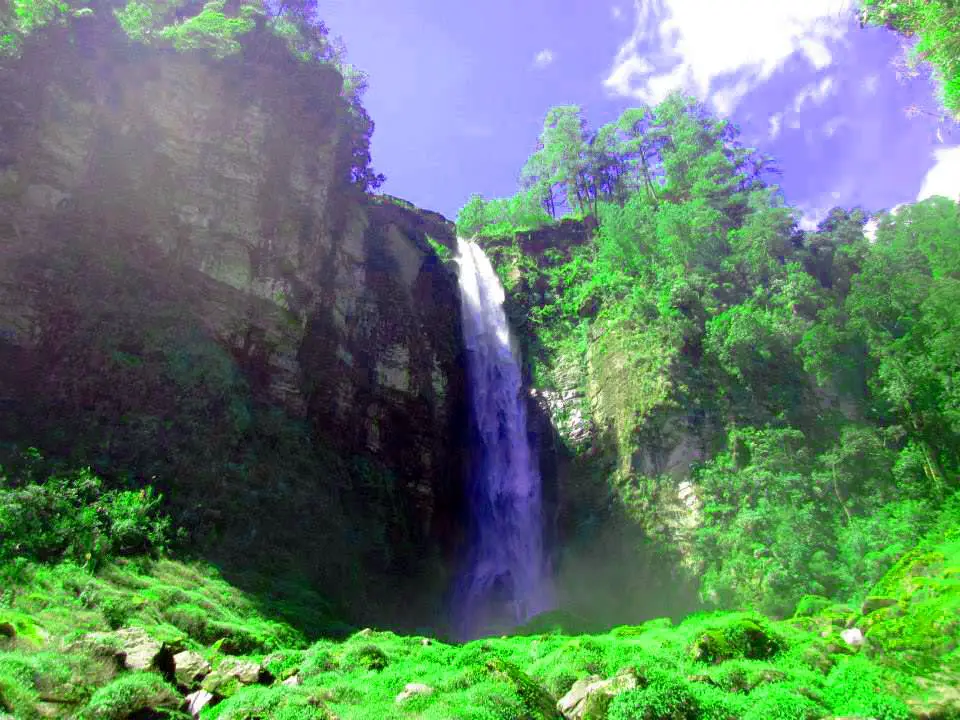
left=323, top=0, right=960, bottom=228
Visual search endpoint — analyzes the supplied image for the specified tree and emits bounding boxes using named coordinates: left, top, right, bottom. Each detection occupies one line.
left=845, top=198, right=960, bottom=494
left=456, top=194, right=489, bottom=237
left=860, top=0, right=960, bottom=117
left=533, top=105, right=595, bottom=220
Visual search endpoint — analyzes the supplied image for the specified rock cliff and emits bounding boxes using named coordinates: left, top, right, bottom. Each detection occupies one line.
left=480, top=221, right=704, bottom=625
left=0, top=17, right=466, bottom=631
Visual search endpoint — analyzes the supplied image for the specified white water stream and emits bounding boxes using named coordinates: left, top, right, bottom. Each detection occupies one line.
left=453, top=238, right=553, bottom=640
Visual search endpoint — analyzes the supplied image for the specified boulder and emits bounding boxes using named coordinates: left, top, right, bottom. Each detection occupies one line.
left=186, top=689, right=215, bottom=718
left=173, top=650, right=212, bottom=688
left=908, top=671, right=960, bottom=719
left=395, top=683, right=434, bottom=703
left=113, top=627, right=169, bottom=671
left=486, top=657, right=562, bottom=719
left=840, top=628, right=864, bottom=648
left=558, top=669, right=639, bottom=720
left=68, top=626, right=171, bottom=672
left=202, top=657, right=271, bottom=697
left=860, top=596, right=899, bottom=615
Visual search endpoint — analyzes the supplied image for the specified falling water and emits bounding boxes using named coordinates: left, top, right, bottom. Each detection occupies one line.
left=453, top=238, right=554, bottom=640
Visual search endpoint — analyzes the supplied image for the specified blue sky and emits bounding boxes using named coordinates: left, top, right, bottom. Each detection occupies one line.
left=323, top=0, right=960, bottom=228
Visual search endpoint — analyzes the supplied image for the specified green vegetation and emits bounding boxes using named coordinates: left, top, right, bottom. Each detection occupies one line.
left=0, top=0, right=384, bottom=191
left=860, top=0, right=960, bottom=117
left=1, top=505, right=956, bottom=718
left=458, top=92, right=960, bottom=630
left=0, top=0, right=958, bottom=716
left=0, top=447, right=174, bottom=572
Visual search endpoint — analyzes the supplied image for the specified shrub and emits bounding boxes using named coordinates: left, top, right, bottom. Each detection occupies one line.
left=0, top=449, right=173, bottom=568
left=77, top=673, right=180, bottom=720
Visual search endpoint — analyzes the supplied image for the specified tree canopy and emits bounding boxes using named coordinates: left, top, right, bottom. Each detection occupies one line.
left=860, top=0, right=960, bottom=117
left=463, top=91, right=960, bottom=617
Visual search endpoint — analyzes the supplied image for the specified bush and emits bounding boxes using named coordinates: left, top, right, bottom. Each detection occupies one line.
left=77, top=673, right=180, bottom=720
left=689, top=616, right=785, bottom=664
left=608, top=670, right=700, bottom=720
left=0, top=449, right=173, bottom=568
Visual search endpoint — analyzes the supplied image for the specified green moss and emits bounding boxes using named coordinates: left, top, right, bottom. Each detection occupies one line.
left=792, top=595, right=831, bottom=618
left=689, top=616, right=785, bottom=664
left=204, top=685, right=337, bottom=719
left=342, top=644, right=389, bottom=672
left=0, top=611, right=45, bottom=648
left=741, top=684, right=825, bottom=720
left=608, top=669, right=715, bottom=720
left=824, top=657, right=911, bottom=720
left=484, top=657, right=561, bottom=719
left=262, top=649, right=305, bottom=680
left=0, top=515, right=956, bottom=720
left=77, top=672, right=180, bottom=720
left=0, top=666, right=40, bottom=720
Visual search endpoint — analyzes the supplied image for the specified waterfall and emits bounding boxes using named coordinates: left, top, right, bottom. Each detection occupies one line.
left=453, top=238, right=554, bottom=640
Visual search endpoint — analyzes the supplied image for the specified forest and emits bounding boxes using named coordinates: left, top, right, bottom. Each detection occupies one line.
left=456, top=93, right=959, bottom=619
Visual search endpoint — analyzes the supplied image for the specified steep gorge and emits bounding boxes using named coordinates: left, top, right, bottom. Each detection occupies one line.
left=0, top=16, right=468, bottom=633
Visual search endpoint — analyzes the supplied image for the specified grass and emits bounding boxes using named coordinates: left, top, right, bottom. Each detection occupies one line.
left=0, top=498, right=957, bottom=718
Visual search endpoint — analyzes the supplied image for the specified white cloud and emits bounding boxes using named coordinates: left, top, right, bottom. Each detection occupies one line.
left=769, top=113, right=783, bottom=139
left=533, top=49, right=555, bottom=69
left=792, top=76, right=836, bottom=112
left=822, top=116, right=847, bottom=137
left=799, top=211, right=827, bottom=231
left=862, top=73, right=879, bottom=95
left=612, top=5, right=623, bottom=19
left=917, top=145, right=960, bottom=202
left=604, top=0, right=852, bottom=114
left=863, top=204, right=904, bottom=242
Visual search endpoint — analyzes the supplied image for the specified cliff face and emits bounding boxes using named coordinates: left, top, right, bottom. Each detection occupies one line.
left=480, top=222, right=704, bottom=625
left=0, top=19, right=466, bottom=630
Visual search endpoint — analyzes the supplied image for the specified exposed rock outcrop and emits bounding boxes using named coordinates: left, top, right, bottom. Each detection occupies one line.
left=0, top=16, right=466, bottom=631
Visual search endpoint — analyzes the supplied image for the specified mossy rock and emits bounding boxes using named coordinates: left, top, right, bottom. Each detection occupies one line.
left=607, top=670, right=719, bottom=720
left=200, top=685, right=336, bottom=719
left=690, top=617, right=785, bottom=664
left=874, top=549, right=947, bottom=596
left=610, top=625, right=648, bottom=638
left=146, top=623, right=190, bottom=654
left=860, top=595, right=900, bottom=616
left=0, top=672, right=41, bottom=720
left=858, top=603, right=903, bottom=633
left=342, top=644, right=389, bottom=672
left=486, top=657, right=563, bottom=719
left=793, top=595, right=832, bottom=618
left=76, top=672, right=181, bottom=720
left=820, top=604, right=857, bottom=628
left=0, top=611, right=46, bottom=649
left=202, top=657, right=267, bottom=698
left=164, top=604, right=275, bottom=655
left=741, top=684, right=826, bottom=720
left=513, top=609, right=591, bottom=636
left=209, top=625, right=269, bottom=656
left=700, top=660, right=788, bottom=693
left=260, top=649, right=304, bottom=680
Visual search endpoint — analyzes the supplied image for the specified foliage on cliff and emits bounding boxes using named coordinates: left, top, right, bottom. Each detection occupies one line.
left=0, top=0, right=384, bottom=191
left=458, top=92, right=960, bottom=622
